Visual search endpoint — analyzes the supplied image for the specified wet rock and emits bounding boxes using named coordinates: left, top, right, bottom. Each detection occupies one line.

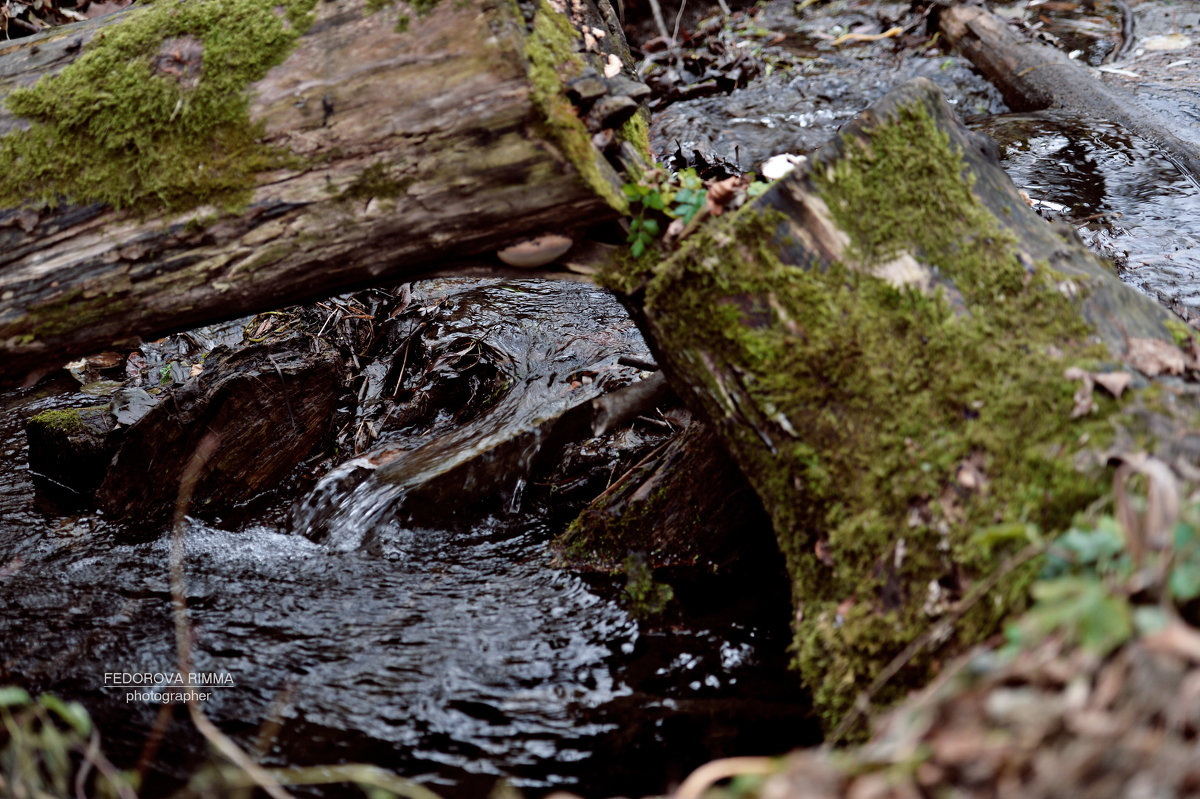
left=95, top=341, right=342, bottom=531
left=588, top=94, right=640, bottom=129
left=568, top=73, right=609, bottom=105
left=26, top=405, right=118, bottom=497
left=292, top=280, right=651, bottom=546
left=553, top=421, right=773, bottom=574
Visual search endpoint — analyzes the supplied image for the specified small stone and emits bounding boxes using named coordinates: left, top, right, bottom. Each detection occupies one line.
left=604, top=75, right=651, bottom=100
left=566, top=75, right=607, bottom=105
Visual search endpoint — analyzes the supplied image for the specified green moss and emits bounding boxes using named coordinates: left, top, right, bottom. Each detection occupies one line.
left=622, top=100, right=1126, bottom=732
left=1165, top=318, right=1198, bottom=348
left=622, top=553, right=674, bottom=618
left=524, top=0, right=627, bottom=213
left=30, top=408, right=88, bottom=433
left=0, top=0, right=318, bottom=214
left=617, top=110, right=652, bottom=166
left=556, top=481, right=674, bottom=571
left=340, top=161, right=412, bottom=201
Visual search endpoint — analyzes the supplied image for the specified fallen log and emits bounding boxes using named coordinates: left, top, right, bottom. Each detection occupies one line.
left=553, top=420, right=774, bottom=575
left=605, top=76, right=1200, bottom=732
left=0, top=0, right=646, bottom=386
left=936, top=4, right=1200, bottom=181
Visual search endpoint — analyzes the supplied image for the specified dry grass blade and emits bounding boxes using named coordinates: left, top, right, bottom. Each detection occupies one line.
left=170, top=431, right=294, bottom=799
left=674, top=756, right=778, bottom=799
left=1113, top=453, right=1179, bottom=568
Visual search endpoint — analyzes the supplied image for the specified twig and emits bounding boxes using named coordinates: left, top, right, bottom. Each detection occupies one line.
left=674, top=756, right=778, bottom=799
left=671, top=0, right=686, bottom=46
left=826, top=541, right=1046, bottom=745
left=170, top=432, right=294, bottom=799
left=76, top=730, right=137, bottom=799
left=193, top=764, right=443, bottom=799
left=647, top=0, right=671, bottom=43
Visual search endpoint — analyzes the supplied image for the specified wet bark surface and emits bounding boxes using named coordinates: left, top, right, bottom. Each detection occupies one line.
left=937, top=4, right=1200, bottom=181
left=0, top=0, right=639, bottom=387
left=93, top=341, right=343, bottom=531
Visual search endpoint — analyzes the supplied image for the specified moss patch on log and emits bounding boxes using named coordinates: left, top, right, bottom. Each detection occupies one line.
left=524, top=0, right=627, bottom=213
left=621, top=98, right=1129, bottom=732
left=0, top=0, right=317, bottom=214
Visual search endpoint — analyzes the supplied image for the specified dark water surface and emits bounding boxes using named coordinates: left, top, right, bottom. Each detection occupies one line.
left=976, top=113, right=1200, bottom=315
left=0, top=281, right=814, bottom=798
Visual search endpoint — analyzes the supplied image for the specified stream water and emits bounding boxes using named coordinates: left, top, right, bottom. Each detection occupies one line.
left=0, top=281, right=813, bottom=798
left=8, top=1, right=1200, bottom=796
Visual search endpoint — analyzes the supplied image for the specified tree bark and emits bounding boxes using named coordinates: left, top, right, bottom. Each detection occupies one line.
left=936, top=4, right=1200, bottom=182
left=614, top=76, right=1199, bottom=730
left=0, top=0, right=641, bottom=386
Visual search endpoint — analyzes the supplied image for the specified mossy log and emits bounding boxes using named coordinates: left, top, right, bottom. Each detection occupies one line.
left=0, top=0, right=645, bottom=387
left=936, top=4, right=1200, bottom=181
left=609, top=76, right=1199, bottom=731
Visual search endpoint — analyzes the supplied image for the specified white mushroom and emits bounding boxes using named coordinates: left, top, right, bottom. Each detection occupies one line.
left=497, top=234, right=573, bottom=268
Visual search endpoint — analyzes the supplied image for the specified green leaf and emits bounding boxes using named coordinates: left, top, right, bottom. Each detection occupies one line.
left=1170, top=562, right=1200, bottom=602
left=1174, top=520, right=1198, bottom=549
left=39, top=694, right=92, bottom=736
left=1133, top=605, right=1169, bottom=635
left=645, top=191, right=664, bottom=210
left=746, top=180, right=770, bottom=197
left=621, top=183, right=640, bottom=200
left=631, top=238, right=645, bottom=258
left=0, top=686, right=31, bottom=707
left=641, top=218, right=659, bottom=236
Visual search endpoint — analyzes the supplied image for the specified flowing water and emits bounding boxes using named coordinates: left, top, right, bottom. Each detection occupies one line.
left=0, top=280, right=814, bottom=798
left=976, top=113, right=1200, bottom=315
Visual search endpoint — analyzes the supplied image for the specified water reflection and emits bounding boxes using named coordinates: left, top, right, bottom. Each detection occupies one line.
left=976, top=112, right=1200, bottom=313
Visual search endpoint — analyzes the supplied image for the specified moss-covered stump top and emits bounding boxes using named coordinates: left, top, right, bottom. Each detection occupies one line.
left=612, top=78, right=1194, bottom=732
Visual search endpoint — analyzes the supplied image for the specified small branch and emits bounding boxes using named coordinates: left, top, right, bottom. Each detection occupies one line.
left=826, top=541, right=1045, bottom=745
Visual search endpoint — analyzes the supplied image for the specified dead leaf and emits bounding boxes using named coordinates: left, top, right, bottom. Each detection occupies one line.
left=1142, top=621, right=1200, bottom=663
left=1113, top=453, right=1179, bottom=565
left=1092, top=371, right=1132, bottom=398
left=1125, top=337, right=1186, bottom=377
left=1064, top=365, right=1096, bottom=418
left=705, top=175, right=744, bottom=217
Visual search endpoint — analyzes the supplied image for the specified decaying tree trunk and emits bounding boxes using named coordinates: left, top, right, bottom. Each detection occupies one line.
left=610, top=76, right=1200, bottom=731
left=0, top=0, right=644, bottom=386
left=936, top=4, right=1200, bottom=181
left=553, top=419, right=775, bottom=574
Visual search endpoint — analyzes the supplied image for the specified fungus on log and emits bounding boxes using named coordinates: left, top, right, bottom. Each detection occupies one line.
left=603, top=77, right=1200, bottom=731
left=0, top=0, right=646, bottom=386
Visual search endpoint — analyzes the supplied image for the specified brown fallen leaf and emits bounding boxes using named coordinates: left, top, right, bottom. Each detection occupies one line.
left=1125, top=337, right=1186, bottom=377
left=1092, top=370, right=1132, bottom=398
left=1064, top=365, right=1095, bottom=418
left=705, top=175, right=744, bottom=217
